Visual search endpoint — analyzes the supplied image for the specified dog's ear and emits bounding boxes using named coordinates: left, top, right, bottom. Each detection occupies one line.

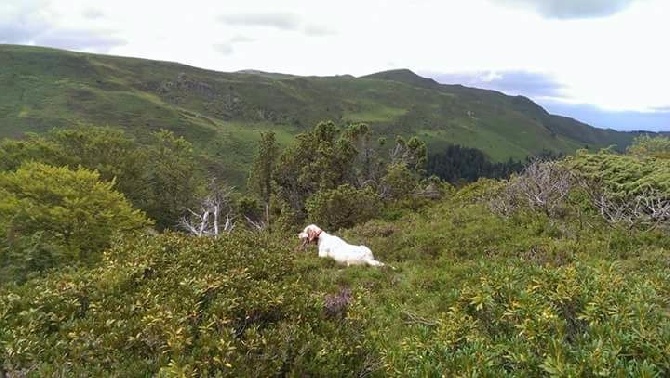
left=307, top=225, right=322, bottom=242
left=295, top=236, right=308, bottom=252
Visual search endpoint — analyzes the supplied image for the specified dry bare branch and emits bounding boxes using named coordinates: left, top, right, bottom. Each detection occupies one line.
left=401, top=310, right=438, bottom=327
left=180, top=181, right=237, bottom=236
left=244, top=215, right=266, bottom=231
left=583, top=183, right=670, bottom=231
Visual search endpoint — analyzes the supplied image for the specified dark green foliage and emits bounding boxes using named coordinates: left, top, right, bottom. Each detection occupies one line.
left=247, top=131, right=278, bottom=207
left=389, top=135, right=427, bottom=175
left=306, top=184, right=381, bottom=231
left=272, top=121, right=378, bottom=227
left=0, top=232, right=64, bottom=285
left=134, top=130, right=204, bottom=230
left=427, top=143, right=525, bottom=183
left=0, top=127, right=205, bottom=230
left=237, top=195, right=264, bottom=225
left=270, top=121, right=429, bottom=230
left=380, top=162, right=419, bottom=201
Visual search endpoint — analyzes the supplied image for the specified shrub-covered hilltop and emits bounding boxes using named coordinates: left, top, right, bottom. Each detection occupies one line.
left=1, top=124, right=669, bottom=376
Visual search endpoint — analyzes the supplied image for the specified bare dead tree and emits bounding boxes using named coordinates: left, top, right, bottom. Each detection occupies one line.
left=634, top=191, right=670, bottom=228
left=180, top=182, right=236, bottom=236
left=586, top=185, right=670, bottom=231
left=489, top=160, right=577, bottom=218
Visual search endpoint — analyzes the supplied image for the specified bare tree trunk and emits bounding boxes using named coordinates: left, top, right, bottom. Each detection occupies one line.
left=212, top=202, right=219, bottom=237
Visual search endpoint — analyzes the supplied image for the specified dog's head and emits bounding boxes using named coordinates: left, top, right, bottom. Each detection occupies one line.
left=298, top=224, right=322, bottom=247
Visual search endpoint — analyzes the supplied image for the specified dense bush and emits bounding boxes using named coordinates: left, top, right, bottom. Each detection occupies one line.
left=374, top=261, right=670, bottom=376
left=565, top=149, right=670, bottom=231
left=270, top=121, right=427, bottom=228
left=0, top=127, right=204, bottom=230
left=306, top=184, right=380, bottom=231
left=0, top=162, right=151, bottom=283
left=626, top=134, right=670, bottom=159
left=0, top=231, right=378, bottom=376
left=566, top=149, right=670, bottom=197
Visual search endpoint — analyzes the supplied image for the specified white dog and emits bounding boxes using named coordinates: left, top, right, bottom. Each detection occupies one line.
left=298, top=224, right=386, bottom=267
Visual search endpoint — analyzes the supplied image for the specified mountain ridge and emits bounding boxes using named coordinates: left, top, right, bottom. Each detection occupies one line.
left=0, top=44, right=658, bottom=186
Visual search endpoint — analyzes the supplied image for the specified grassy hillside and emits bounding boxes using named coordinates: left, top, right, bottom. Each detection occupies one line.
left=0, top=44, right=646, bottom=186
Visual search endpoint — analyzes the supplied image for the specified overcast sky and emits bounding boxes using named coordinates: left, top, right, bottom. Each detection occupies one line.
left=2, top=0, right=668, bottom=131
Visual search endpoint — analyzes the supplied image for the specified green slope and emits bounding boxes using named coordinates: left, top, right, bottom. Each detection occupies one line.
left=0, top=44, right=645, bottom=185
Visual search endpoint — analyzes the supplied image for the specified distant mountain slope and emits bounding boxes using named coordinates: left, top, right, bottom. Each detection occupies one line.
left=0, top=44, right=651, bottom=185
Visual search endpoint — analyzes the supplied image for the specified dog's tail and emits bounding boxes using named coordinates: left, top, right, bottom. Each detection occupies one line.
left=366, top=259, right=394, bottom=269
left=366, top=259, right=384, bottom=266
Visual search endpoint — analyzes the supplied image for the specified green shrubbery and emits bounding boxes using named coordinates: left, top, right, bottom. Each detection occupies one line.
left=0, top=232, right=377, bottom=376
left=0, top=162, right=150, bottom=284
left=306, top=184, right=380, bottom=231
left=1, top=129, right=669, bottom=376
left=2, top=180, right=669, bottom=376
left=0, top=127, right=204, bottom=230
left=376, top=261, right=669, bottom=376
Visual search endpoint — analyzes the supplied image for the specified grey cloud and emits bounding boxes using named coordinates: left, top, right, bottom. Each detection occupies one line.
left=0, top=22, right=49, bottom=43
left=652, top=105, right=670, bottom=113
left=488, top=0, right=638, bottom=19
left=304, top=24, right=335, bottom=36
left=218, top=13, right=300, bottom=30
left=0, top=0, right=50, bottom=43
left=213, top=35, right=254, bottom=56
left=218, top=13, right=335, bottom=37
left=230, top=35, right=254, bottom=43
left=214, top=42, right=234, bottom=55
left=428, top=69, right=669, bottom=131
left=0, top=0, right=123, bottom=52
left=82, top=8, right=105, bottom=20
left=427, top=70, right=566, bottom=98
left=541, top=100, right=670, bottom=132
